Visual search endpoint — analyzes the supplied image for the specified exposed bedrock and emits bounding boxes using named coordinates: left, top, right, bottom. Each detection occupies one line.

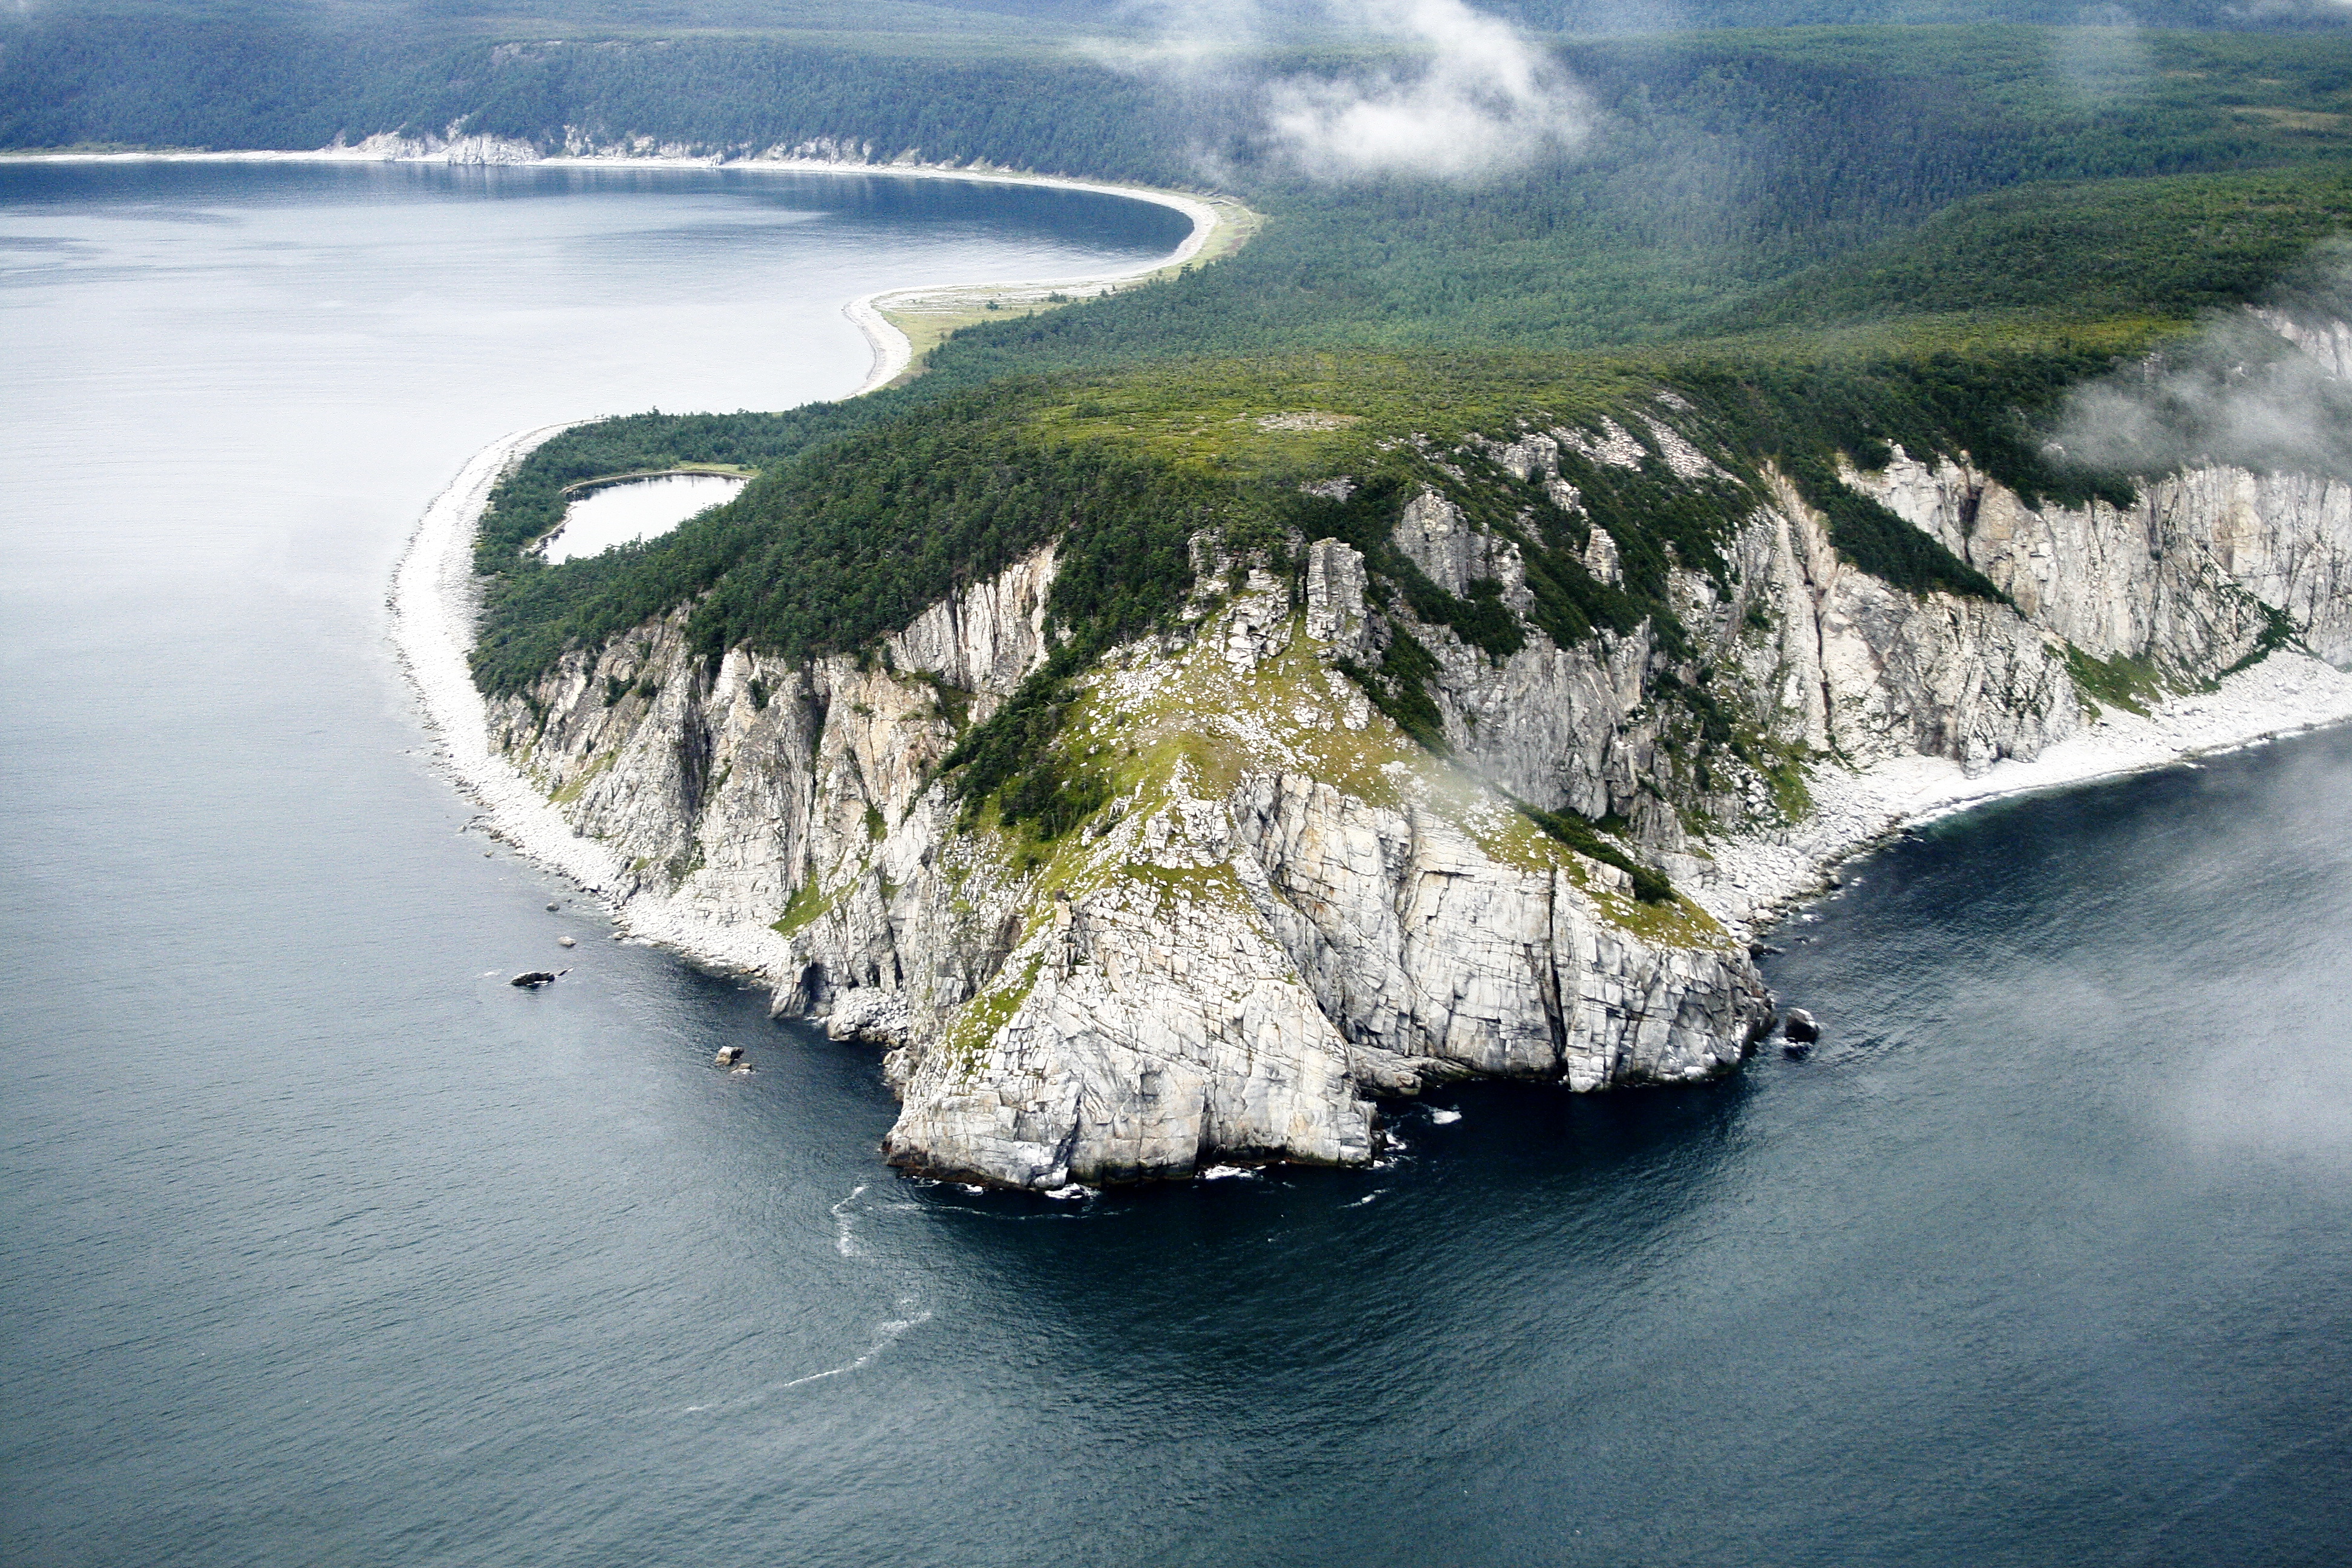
left=1852, top=452, right=2352, bottom=667
left=1373, top=474, right=2087, bottom=852
left=484, top=390, right=2350, bottom=1187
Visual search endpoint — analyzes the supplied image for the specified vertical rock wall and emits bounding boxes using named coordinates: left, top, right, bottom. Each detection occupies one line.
left=485, top=391, right=2352, bottom=1187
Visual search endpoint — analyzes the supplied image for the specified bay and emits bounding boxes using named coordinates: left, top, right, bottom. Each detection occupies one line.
left=3, top=159, right=2347, bottom=1567
left=543, top=473, right=751, bottom=562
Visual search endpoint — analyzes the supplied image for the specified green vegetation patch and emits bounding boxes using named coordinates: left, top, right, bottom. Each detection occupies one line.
left=770, top=874, right=844, bottom=939
left=944, top=952, right=1044, bottom=1073
left=1723, top=164, right=2352, bottom=333
left=2065, top=644, right=2171, bottom=717
left=941, top=667, right=1117, bottom=843
left=1515, top=802, right=1677, bottom=905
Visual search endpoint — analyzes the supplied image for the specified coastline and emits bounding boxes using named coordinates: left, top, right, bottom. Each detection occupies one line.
left=397, top=424, right=2352, bottom=985
left=832, top=174, right=1223, bottom=394
left=384, top=151, right=1225, bottom=982
left=388, top=420, right=800, bottom=981
left=1688, top=652, right=2352, bottom=935
left=363, top=144, right=2352, bottom=1010
left=12, top=143, right=1232, bottom=397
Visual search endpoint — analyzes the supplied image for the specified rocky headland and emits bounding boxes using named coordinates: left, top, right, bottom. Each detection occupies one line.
left=396, top=310, right=2352, bottom=1192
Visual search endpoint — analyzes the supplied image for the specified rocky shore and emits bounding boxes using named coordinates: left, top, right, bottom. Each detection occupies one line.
left=391, top=285, right=2352, bottom=1188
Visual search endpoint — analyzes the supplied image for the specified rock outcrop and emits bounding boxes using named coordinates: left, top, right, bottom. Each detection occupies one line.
left=491, top=545, right=1771, bottom=1187
left=476, top=319, right=2352, bottom=1189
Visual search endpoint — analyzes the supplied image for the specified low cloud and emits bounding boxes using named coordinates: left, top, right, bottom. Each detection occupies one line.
left=1099, top=0, right=1590, bottom=181
left=2055, top=273, right=2352, bottom=480
left=2050, top=10, right=2153, bottom=103
left=1261, top=0, right=1590, bottom=179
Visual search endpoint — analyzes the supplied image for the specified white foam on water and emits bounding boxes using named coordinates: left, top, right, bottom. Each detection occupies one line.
left=775, top=1306, right=932, bottom=1392
left=681, top=1301, right=935, bottom=1414
left=831, top=1184, right=867, bottom=1258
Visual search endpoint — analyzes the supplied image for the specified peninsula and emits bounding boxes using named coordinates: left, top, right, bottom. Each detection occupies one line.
left=327, top=15, right=2352, bottom=1187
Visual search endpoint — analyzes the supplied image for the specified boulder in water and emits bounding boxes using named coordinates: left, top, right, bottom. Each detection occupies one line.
left=509, top=971, right=558, bottom=988
left=1783, top=1007, right=1821, bottom=1044
left=714, top=1045, right=745, bottom=1066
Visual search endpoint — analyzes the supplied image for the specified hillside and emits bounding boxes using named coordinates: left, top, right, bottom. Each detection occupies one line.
left=48, top=3, right=2345, bottom=1181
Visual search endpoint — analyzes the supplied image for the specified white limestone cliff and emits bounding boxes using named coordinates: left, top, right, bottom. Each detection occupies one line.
left=487, top=546, right=1770, bottom=1188
left=451, top=326, right=2352, bottom=1189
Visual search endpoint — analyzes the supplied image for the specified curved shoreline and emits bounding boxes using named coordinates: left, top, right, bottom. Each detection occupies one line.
left=1688, top=652, right=2352, bottom=935
left=370, top=149, right=2352, bottom=984
left=385, top=155, right=1221, bottom=981
left=802, top=169, right=1220, bottom=394
left=397, top=419, right=2352, bottom=984
left=16, top=145, right=1230, bottom=399
left=388, top=419, right=800, bottom=979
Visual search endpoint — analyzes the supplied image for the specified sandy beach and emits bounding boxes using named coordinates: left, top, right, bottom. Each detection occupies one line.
left=388, top=419, right=803, bottom=978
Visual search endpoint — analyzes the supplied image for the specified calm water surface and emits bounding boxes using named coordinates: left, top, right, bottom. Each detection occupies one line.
left=544, top=473, right=750, bottom=562
left=4, top=162, right=2349, bottom=1567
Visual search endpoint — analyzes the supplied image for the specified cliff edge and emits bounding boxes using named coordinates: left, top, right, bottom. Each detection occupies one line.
left=423, top=321, right=2352, bottom=1189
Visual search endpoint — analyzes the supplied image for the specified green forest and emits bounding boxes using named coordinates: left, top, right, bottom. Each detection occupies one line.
left=446, top=24, right=2352, bottom=671
left=16, top=3, right=2352, bottom=834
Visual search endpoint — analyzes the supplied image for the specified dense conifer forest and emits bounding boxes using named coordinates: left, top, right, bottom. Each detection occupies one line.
left=15, top=1, right=2352, bottom=823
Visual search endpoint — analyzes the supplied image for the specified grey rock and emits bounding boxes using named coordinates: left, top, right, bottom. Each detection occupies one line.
left=478, top=354, right=2352, bottom=1187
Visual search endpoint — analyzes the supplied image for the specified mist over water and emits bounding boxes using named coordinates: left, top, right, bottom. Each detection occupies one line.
left=4, top=161, right=2350, bottom=1566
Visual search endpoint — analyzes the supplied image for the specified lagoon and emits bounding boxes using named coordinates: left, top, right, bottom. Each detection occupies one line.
left=542, top=472, right=750, bottom=562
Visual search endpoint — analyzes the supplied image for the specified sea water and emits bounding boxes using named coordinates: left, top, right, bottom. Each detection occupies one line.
left=4, top=160, right=2348, bottom=1567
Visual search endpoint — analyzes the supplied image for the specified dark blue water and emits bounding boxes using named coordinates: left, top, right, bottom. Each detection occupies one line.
left=5, top=162, right=2349, bottom=1567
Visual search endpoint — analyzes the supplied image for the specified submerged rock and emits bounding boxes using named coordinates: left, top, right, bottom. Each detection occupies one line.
left=509, top=971, right=557, bottom=988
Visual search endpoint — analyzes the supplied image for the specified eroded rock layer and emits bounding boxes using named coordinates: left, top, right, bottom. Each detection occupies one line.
left=483, top=373, right=2352, bottom=1188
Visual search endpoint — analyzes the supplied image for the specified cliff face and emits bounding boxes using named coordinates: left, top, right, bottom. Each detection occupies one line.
left=491, top=538, right=1767, bottom=1189
left=483, top=375, right=2352, bottom=1189
left=1855, top=454, right=2352, bottom=667
left=1372, top=452, right=2091, bottom=861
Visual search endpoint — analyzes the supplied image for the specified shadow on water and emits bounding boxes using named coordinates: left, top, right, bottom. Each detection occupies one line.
left=910, top=1067, right=1757, bottom=1334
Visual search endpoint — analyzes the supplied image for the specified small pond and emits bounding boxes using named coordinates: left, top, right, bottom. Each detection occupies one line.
left=542, top=472, right=748, bottom=561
